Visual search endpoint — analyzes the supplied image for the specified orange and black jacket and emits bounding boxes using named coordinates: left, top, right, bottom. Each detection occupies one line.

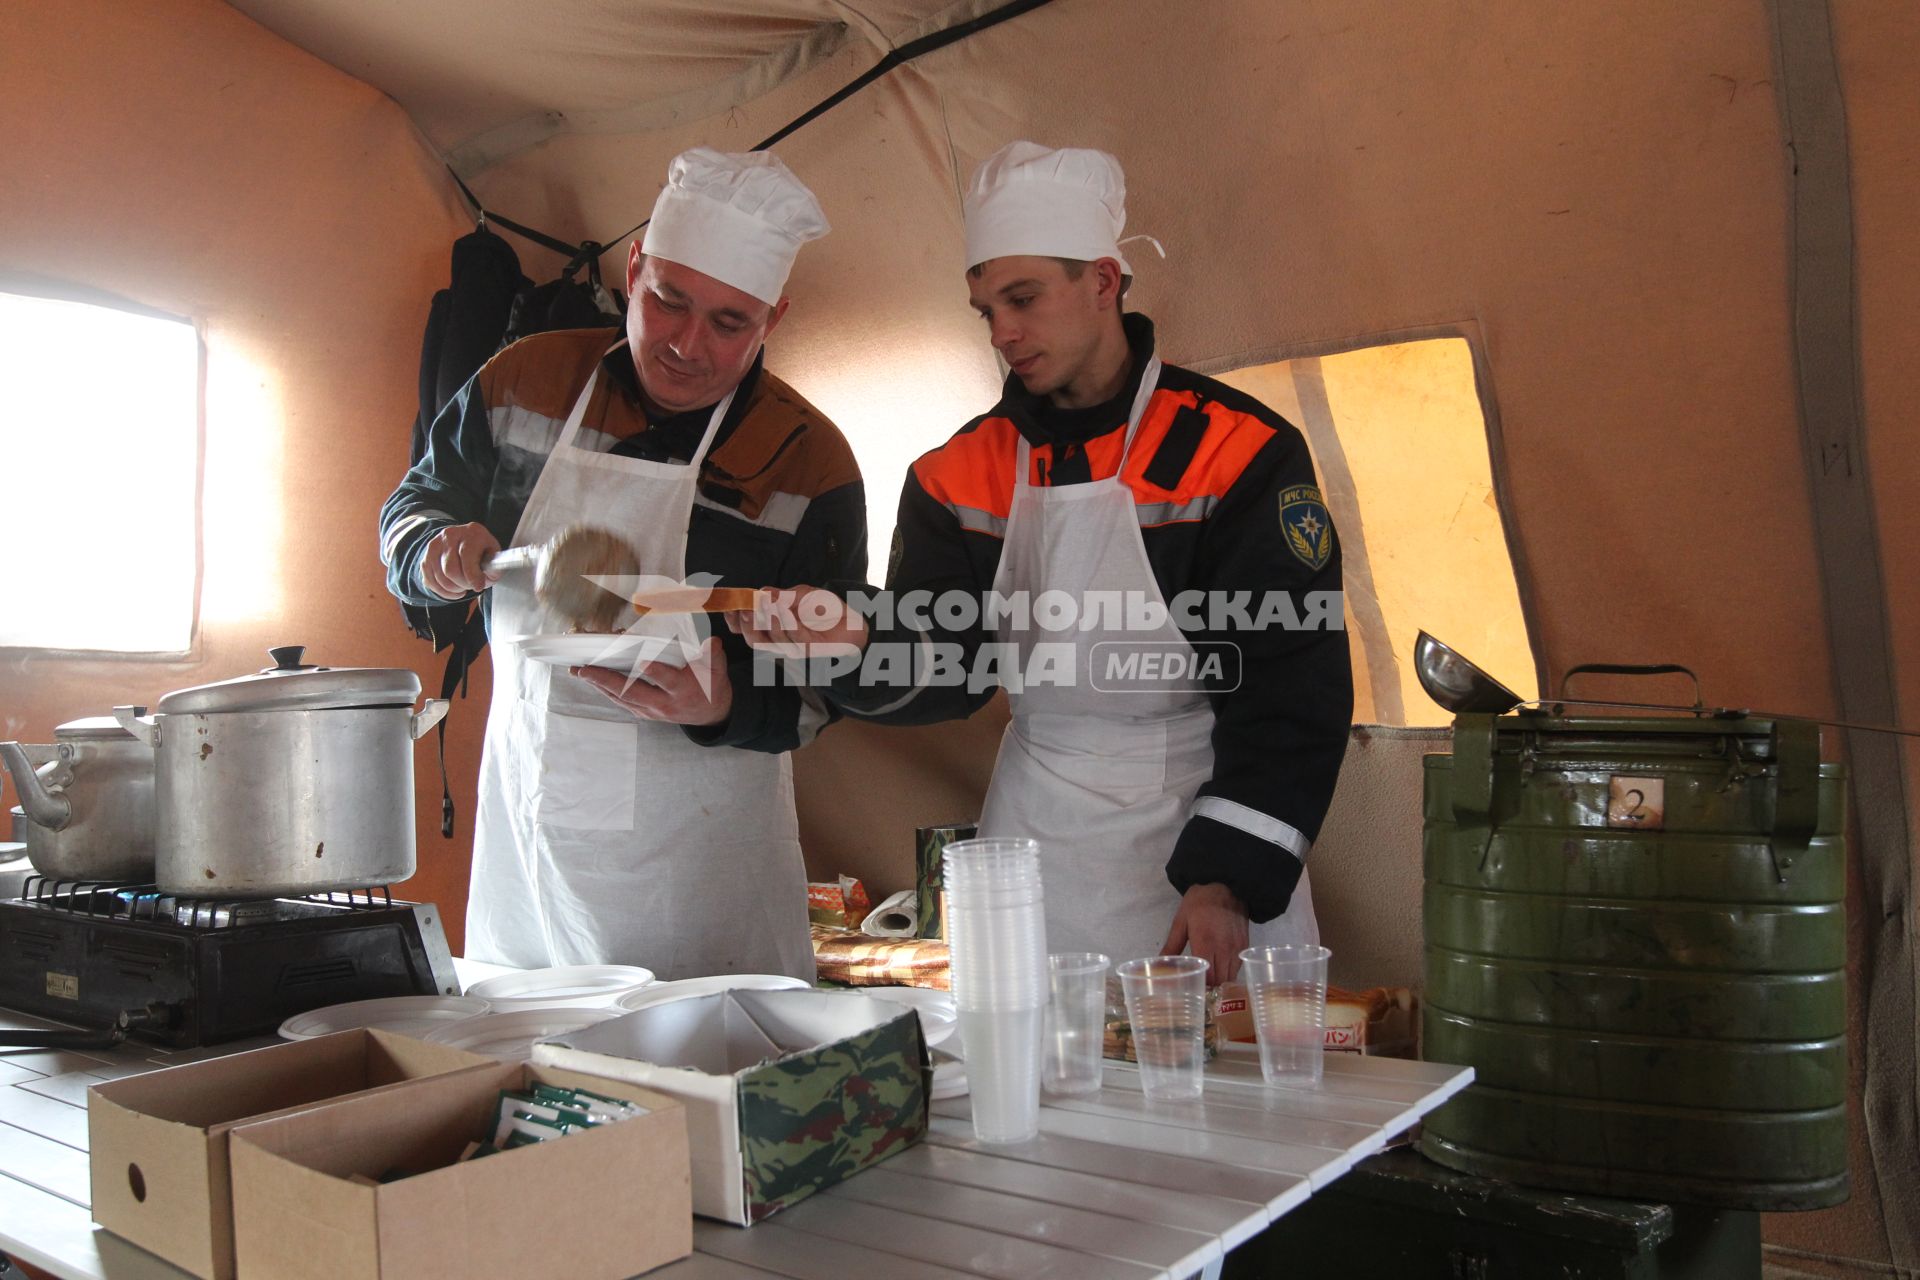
left=380, top=327, right=867, bottom=754
left=830, top=314, right=1352, bottom=923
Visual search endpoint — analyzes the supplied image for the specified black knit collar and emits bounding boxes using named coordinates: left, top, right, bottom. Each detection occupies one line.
left=994, top=312, right=1157, bottom=447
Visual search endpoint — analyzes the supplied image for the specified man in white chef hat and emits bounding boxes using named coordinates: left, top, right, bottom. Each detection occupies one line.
left=737, top=141, right=1352, bottom=981
left=381, top=148, right=867, bottom=980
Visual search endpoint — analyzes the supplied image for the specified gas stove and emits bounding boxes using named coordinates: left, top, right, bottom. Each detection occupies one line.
left=0, top=876, right=458, bottom=1047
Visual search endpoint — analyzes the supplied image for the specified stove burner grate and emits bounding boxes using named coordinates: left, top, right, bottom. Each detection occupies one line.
left=19, top=875, right=397, bottom=929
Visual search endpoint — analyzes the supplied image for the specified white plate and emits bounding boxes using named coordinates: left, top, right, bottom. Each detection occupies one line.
left=931, top=1058, right=968, bottom=1100
left=422, top=1008, right=619, bottom=1061
left=279, top=995, right=491, bottom=1041
left=613, top=972, right=811, bottom=1013
left=506, top=633, right=692, bottom=671
left=465, top=964, right=656, bottom=1009
left=857, top=986, right=958, bottom=1049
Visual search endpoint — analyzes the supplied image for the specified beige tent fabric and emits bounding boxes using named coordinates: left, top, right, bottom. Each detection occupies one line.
left=227, top=0, right=997, bottom=170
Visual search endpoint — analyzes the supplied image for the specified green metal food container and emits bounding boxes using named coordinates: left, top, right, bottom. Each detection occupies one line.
left=1420, top=711, right=1848, bottom=1210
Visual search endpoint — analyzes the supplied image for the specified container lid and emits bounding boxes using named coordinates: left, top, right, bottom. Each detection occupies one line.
left=155, top=645, right=421, bottom=715
left=1483, top=709, right=1790, bottom=763
left=53, top=716, right=139, bottom=741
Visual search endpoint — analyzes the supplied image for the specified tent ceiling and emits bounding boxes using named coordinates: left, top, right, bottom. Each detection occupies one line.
left=224, top=0, right=979, bottom=171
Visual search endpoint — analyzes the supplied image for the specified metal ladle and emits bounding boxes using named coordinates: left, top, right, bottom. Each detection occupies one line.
left=1413, top=631, right=1920, bottom=738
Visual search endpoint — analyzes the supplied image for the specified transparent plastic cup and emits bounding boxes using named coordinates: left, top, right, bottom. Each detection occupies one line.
left=1116, top=955, right=1209, bottom=1101
left=944, top=838, right=1049, bottom=1012
left=1240, top=944, right=1332, bottom=1087
left=1043, top=953, right=1110, bottom=1096
left=942, top=837, right=1049, bottom=1141
left=946, top=895, right=1047, bottom=1007
left=958, top=1004, right=1044, bottom=1142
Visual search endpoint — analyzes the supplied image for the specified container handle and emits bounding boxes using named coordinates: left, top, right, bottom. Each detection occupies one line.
left=1449, top=713, right=1498, bottom=867
left=1560, top=662, right=1704, bottom=712
left=410, top=698, right=451, bottom=741
left=111, top=705, right=159, bottom=748
left=1767, top=718, right=1821, bottom=883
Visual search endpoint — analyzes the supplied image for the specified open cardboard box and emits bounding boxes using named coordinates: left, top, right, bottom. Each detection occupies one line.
left=88, top=1029, right=496, bottom=1280
left=228, top=1060, right=691, bottom=1280
left=534, top=987, right=930, bottom=1225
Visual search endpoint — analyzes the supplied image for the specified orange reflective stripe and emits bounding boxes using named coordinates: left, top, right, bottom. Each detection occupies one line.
left=913, top=416, right=1022, bottom=520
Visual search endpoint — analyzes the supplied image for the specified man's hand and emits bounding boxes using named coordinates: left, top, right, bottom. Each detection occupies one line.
left=420, top=522, right=501, bottom=600
left=1161, top=883, right=1250, bottom=985
left=571, top=638, right=733, bottom=727
left=725, top=586, right=869, bottom=661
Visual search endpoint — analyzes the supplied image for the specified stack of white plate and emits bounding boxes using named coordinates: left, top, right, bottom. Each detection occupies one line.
left=423, top=1007, right=621, bottom=1062
left=279, top=995, right=492, bottom=1041
left=856, top=985, right=958, bottom=1050
left=465, top=964, right=656, bottom=1010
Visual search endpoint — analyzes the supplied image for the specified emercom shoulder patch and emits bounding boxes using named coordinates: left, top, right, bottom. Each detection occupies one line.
left=1279, top=484, right=1333, bottom=571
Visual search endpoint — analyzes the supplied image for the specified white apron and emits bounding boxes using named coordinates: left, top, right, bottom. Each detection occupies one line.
left=466, top=344, right=815, bottom=981
left=977, top=355, right=1318, bottom=966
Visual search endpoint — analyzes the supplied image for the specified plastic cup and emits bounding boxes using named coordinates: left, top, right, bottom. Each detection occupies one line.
left=1043, top=953, right=1109, bottom=1096
left=1116, top=955, right=1209, bottom=1101
left=944, top=838, right=1048, bottom=1014
left=942, top=837, right=1049, bottom=1142
left=1240, top=944, right=1332, bottom=1087
left=958, top=1005, right=1045, bottom=1142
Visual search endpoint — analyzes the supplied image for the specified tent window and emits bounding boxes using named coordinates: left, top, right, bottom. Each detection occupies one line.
left=1215, top=337, right=1535, bottom=725
left=0, top=291, right=198, bottom=653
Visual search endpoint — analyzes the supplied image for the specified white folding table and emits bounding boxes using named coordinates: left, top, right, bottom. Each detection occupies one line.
left=0, top=999, right=1469, bottom=1280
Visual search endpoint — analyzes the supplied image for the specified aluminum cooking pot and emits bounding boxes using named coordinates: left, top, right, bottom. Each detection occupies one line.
left=0, top=716, right=157, bottom=881
left=114, top=646, right=449, bottom=898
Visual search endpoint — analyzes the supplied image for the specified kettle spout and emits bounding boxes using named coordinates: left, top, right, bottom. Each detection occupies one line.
left=0, top=740, right=73, bottom=832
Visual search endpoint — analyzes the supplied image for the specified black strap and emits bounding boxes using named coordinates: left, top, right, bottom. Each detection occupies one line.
left=1143, top=404, right=1212, bottom=490
left=433, top=605, right=489, bottom=838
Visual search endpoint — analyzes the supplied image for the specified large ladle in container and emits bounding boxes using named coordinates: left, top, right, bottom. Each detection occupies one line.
left=485, top=524, right=641, bottom=632
left=1414, top=631, right=1920, bottom=738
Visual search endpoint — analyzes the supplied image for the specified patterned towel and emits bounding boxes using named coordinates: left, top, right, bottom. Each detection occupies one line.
left=810, top=925, right=950, bottom=989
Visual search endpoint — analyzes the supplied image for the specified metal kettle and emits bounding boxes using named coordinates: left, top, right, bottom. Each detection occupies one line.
left=0, top=716, right=158, bottom=881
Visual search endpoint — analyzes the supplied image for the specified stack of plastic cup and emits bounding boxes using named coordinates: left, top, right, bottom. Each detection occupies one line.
left=943, top=837, right=1048, bottom=1143
left=1116, top=955, right=1210, bottom=1101
left=1043, top=953, right=1110, bottom=1095
left=1240, top=944, right=1332, bottom=1086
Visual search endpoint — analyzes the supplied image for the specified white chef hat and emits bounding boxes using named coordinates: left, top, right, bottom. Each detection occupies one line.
left=963, top=140, right=1134, bottom=274
left=641, top=147, right=829, bottom=306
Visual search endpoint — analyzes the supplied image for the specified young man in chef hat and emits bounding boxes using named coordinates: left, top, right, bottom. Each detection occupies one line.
left=381, top=148, right=866, bottom=980
left=736, top=141, right=1351, bottom=981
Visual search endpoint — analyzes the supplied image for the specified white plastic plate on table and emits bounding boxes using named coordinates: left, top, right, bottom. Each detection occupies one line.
left=932, top=1058, right=969, bottom=1100
left=278, top=995, right=490, bottom=1041
left=613, top=972, right=810, bottom=1013
left=464, top=964, right=656, bottom=1009
left=858, top=985, right=958, bottom=1049
left=506, top=633, right=692, bottom=671
left=422, top=1007, right=619, bottom=1061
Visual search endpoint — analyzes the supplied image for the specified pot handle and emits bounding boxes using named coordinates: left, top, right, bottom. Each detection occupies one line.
left=410, top=698, right=451, bottom=741
left=112, top=705, right=160, bottom=747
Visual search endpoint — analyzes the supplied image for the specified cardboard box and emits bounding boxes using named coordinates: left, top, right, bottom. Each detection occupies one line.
left=88, top=1029, right=496, bottom=1280
left=228, top=1060, right=691, bottom=1280
left=1215, top=983, right=1419, bottom=1057
left=534, top=987, right=930, bottom=1225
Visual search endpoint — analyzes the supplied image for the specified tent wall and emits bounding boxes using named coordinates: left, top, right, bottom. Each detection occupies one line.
left=0, top=0, right=1913, bottom=1273
left=0, top=0, right=477, bottom=941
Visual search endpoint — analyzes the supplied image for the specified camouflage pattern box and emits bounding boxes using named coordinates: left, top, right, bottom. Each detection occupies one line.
left=535, top=988, right=930, bottom=1226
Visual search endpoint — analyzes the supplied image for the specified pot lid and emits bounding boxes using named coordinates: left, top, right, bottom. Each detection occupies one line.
left=53, top=716, right=141, bottom=740
left=155, top=646, right=422, bottom=715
